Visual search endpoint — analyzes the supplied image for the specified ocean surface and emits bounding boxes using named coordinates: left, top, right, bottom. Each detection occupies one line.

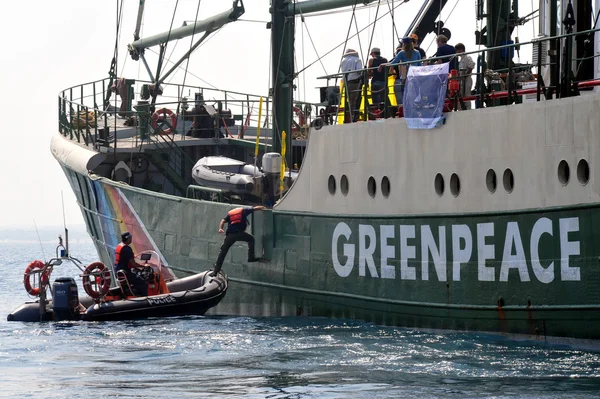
left=1, top=238, right=600, bottom=398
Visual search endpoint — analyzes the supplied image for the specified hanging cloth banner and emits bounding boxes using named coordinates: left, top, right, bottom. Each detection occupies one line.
left=403, top=63, right=449, bottom=129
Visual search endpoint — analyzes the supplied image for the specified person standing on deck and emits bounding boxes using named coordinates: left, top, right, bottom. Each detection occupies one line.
left=340, top=48, right=363, bottom=122
left=455, top=43, right=476, bottom=109
left=388, top=37, right=422, bottom=105
left=432, top=34, right=457, bottom=71
left=368, top=47, right=388, bottom=108
left=114, top=232, right=148, bottom=296
left=212, top=206, right=266, bottom=276
left=410, top=33, right=427, bottom=60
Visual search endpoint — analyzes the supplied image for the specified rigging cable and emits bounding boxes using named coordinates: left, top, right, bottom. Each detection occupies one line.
left=111, top=0, right=125, bottom=143
left=145, top=27, right=245, bottom=103
left=118, top=0, right=128, bottom=79
left=154, top=0, right=179, bottom=90
left=300, top=0, right=389, bottom=18
left=104, top=0, right=123, bottom=114
left=353, top=7, right=366, bottom=62
left=365, top=0, right=382, bottom=65
left=338, top=1, right=359, bottom=75
left=296, top=0, right=406, bottom=77
left=296, top=7, right=328, bottom=75
left=424, top=0, right=460, bottom=54
left=388, top=0, right=401, bottom=50
left=177, top=0, right=203, bottom=115
left=575, top=7, right=600, bottom=76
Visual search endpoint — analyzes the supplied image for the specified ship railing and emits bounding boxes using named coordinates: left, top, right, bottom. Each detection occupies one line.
left=316, top=26, right=600, bottom=122
left=57, top=78, right=284, bottom=151
left=186, top=185, right=224, bottom=202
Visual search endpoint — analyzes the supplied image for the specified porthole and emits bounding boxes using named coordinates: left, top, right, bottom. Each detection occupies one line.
left=450, top=173, right=460, bottom=197
left=577, top=159, right=590, bottom=185
left=486, top=169, right=497, bottom=193
left=503, top=168, right=514, bottom=193
left=434, top=173, right=444, bottom=196
left=328, top=175, right=336, bottom=195
left=381, top=176, right=390, bottom=198
left=367, top=176, right=377, bottom=198
left=341, top=174, right=349, bottom=196
left=557, top=160, right=570, bottom=185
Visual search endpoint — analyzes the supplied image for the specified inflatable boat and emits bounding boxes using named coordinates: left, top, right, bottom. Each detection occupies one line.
left=7, top=251, right=227, bottom=322
left=191, top=156, right=264, bottom=196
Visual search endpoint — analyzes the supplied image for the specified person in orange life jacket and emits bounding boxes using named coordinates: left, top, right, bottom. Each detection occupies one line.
left=212, top=206, right=266, bottom=275
left=114, top=232, right=148, bottom=296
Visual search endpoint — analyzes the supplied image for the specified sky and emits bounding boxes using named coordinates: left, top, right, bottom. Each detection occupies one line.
left=0, top=0, right=538, bottom=228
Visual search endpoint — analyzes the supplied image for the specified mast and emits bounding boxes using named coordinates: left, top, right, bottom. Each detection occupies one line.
left=476, top=0, right=519, bottom=71
left=270, top=0, right=377, bottom=165
left=133, top=0, right=146, bottom=41
left=404, top=0, right=451, bottom=43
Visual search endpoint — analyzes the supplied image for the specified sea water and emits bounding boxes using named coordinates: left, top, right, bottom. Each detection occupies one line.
left=1, top=239, right=600, bottom=398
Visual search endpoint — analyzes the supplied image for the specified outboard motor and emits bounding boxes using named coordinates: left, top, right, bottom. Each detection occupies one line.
left=262, top=152, right=281, bottom=204
left=52, top=277, right=81, bottom=321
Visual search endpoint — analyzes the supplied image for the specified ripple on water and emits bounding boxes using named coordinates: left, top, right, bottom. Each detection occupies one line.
left=2, top=242, right=600, bottom=398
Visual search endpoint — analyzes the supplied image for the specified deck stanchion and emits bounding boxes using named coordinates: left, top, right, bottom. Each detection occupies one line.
left=280, top=130, right=287, bottom=197
left=537, top=40, right=543, bottom=101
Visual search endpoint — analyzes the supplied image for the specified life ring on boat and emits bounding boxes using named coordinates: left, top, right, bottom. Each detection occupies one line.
left=23, top=260, right=49, bottom=296
left=151, top=108, right=178, bottom=134
left=82, top=262, right=112, bottom=299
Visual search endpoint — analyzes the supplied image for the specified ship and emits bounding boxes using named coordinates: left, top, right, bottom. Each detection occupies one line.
left=51, top=0, right=600, bottom=342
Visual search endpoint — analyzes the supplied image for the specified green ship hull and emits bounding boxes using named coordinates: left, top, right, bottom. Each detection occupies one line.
left=59, top=164, right=600, bottom=341
left=49, top=0, right=600, bottom=345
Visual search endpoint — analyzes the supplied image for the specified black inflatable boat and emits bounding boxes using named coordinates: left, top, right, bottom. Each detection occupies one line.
left=8, top=252, right=227, bottom=322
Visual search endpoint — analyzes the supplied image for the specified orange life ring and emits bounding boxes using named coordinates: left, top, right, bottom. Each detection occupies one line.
left=23, top=260, right=49, bottom=296
left=151, top=108, right=177, bottom=134
left=82, top=262, right=112, bottom=299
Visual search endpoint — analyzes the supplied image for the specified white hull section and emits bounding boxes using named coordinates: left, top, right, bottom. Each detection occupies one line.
left=277, top=94, right=600, bottom=215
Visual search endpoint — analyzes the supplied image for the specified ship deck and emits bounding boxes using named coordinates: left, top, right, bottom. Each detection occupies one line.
left=85, top=114, right=307, bottom=154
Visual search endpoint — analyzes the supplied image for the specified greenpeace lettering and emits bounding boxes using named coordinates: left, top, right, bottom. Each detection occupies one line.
left=331, top=218, right=581, bottom=283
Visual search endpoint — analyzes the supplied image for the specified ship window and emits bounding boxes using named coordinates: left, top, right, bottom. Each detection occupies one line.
left=503, top=168, right=514, bottom=193
left=450, top=173, right=460, bottom=197
left=381, top=176, right=390, bottom=198
left=367, top=176, right=376, bottom=198
left=486, top=169, right=497, bottom=193
left=577, top=159, right=589, bottom=185
left=341, top=174, right=349, bottom=196
left=434, top=173, right=444, bottom=196
left=558, top=160, right=570, bottom=185
left=328, top=175, right=336, bottom=195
